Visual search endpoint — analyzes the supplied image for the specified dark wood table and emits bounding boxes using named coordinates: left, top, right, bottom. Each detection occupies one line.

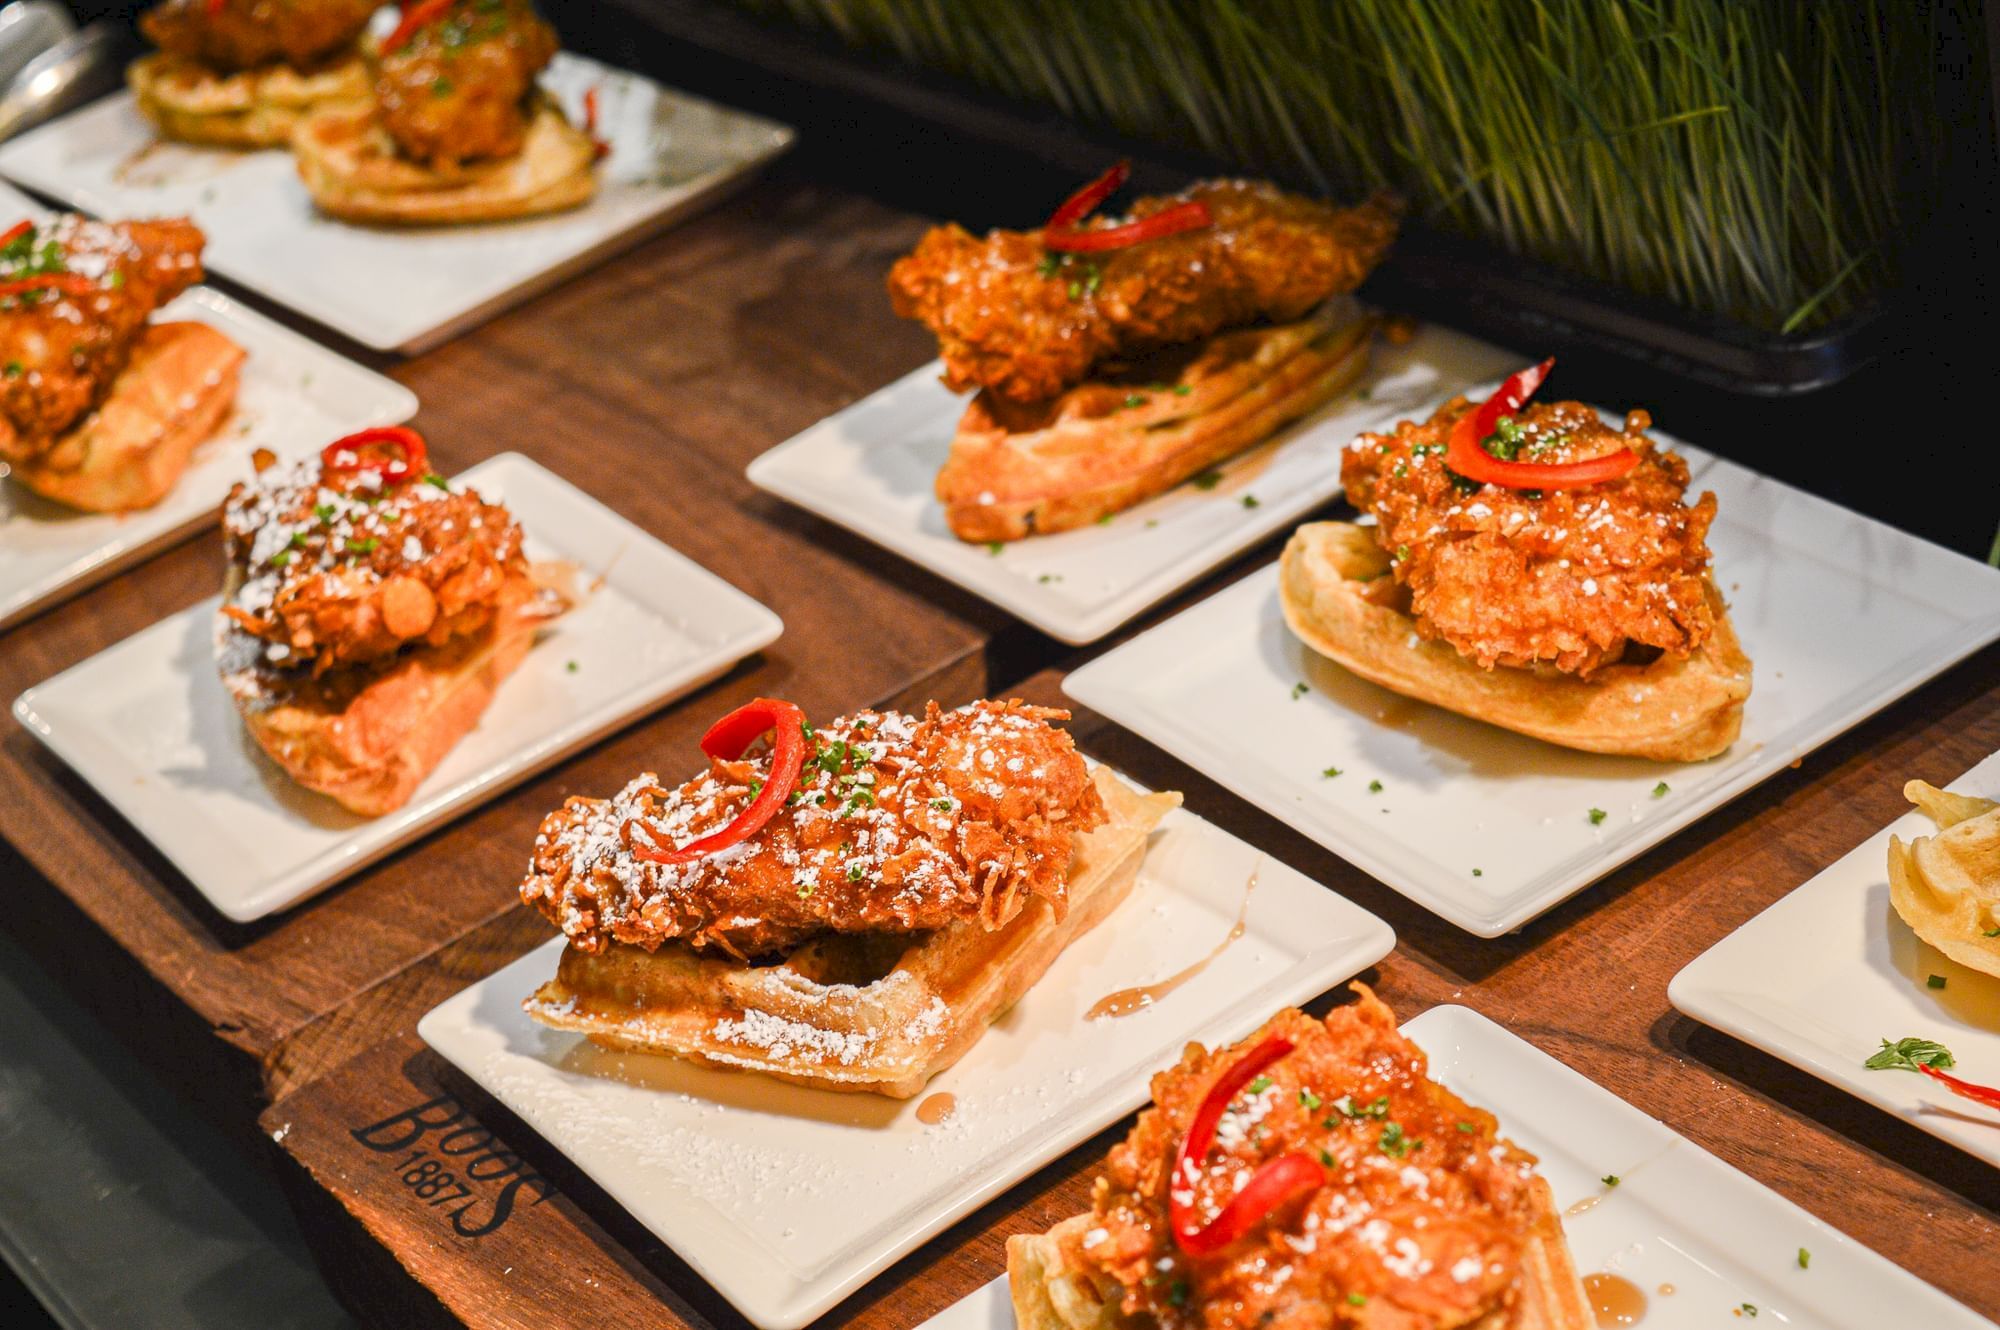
left=260, top=650, right=2000, bottom=1328
left=0, top=170, right=1005, bottom=1141
left=2, top=148, right=1997, bottom=1330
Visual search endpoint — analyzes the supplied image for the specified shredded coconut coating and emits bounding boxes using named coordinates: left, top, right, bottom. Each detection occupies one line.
left=1342, top=396, right=1717, bottom=677
left=219, top=452, right=525, bottom=676
left=521, top=700, right=1106, bottom=958
left=1079, top=988, right=1541, bottom=1329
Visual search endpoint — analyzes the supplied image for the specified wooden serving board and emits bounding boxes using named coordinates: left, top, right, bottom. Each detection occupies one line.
left=0, top=173, right=1005, bottom=1142
left=263, top=659, right=2000, bottom=1327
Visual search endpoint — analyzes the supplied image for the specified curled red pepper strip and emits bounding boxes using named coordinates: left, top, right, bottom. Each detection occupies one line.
left=1040, top=160, right=1212, bottom=254
left=0, top=220, right=33, bottom=249
left=1919, top=1061, right=2000, bottom=1111
left=1045, top=200, right=1213, bottom=254
left=626, top=697, right=809, bottom=866
left=1444, top=357, right=1639, bottom=491
left=582, top=86, right=610, bottom=160
left=1045, top=161, right=1130, bottom=233
left=0, top=273, right=98, bottom=300
left=384, top=0, right=454, bottom=54
left=1170, top=1035, right=1326, bottom=1256
left=320, top=426, right=428, bottom=483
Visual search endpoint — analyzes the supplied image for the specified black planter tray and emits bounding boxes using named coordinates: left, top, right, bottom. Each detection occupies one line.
left=601, top=0, right=1900, bottom=396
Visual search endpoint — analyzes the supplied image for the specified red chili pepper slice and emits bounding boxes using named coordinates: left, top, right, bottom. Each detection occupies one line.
left=0, top=220, right=33, bottom=249
left=582, top=86, right=610, bottom=160
left=1169, top=1035, right=1327, bottom=1256
left=1040, top=161, right=1213, bottom=255
left=206, top=0, right=226, bottom=15
left=0, top=273, right=98, bottom=301
left=1919, top=1061, right=2000, bottom=1111
left=319, top=426, right=428, bottom=483
left=1045, top=201, right=1213, bottom=254
left=384, top=0, right=455, bottom=54
left=1443, top=358, right=1640, bottom=492
left=1045, top=161, right=1130, bottom=233
left=625, top=697, right=809, bottom=866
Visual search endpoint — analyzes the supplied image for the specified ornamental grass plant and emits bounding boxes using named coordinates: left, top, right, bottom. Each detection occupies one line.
left=741, top=0, right=1970, bottom=336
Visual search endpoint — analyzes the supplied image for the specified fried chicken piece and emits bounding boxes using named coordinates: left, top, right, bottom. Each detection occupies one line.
left=888, top=183, right=1399, bottom=405
left=1341, top=397, right=1717, bottom=677
left=1076, top=987, right=1542, bottom=1330
left=139, top=0, right=379, bottom=73
left=0, top=215, right=205, bottom=468
left=220, top=452, right=527, bottom=676
left=523, top=701, right=1107, bottom=958
left=375, top=0, right=560, bottom=168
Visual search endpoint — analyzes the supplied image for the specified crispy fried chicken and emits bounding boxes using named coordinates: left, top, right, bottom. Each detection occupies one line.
left=522, top=701, right=1107, bottom=958
left=219, top=452, right=528, bottom=676
left=1076, top=988, right=1543, bottom=1330
left=139, top=0, right=379, bottom=73
left=0, top=215, right=204, bottom=468
left=889, top=183, right=1399, bottom=404
left=376, top=0, right=560, bottom=168
left=1342, top=397, right=1717, bottom=677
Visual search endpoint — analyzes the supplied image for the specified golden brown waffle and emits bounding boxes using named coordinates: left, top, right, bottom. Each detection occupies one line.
left=292, top=95, right=597, bottom=226
left=1007, top=1175, right=1590, bottom=1330
left=217, top=566, right=566, bottom=817
left=937, top=302, right=1375, bottom=543
left=9, top=322, right=242, bottom=514
left=524, top=767, right=1181, bottom=1098
left=128, top=51, right=372, bottom=149
left=1279, top=520, right=1751, bottom=761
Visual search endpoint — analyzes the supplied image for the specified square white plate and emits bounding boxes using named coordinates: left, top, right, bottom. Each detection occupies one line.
left=1066, top=436, right=2000, bottom=935
left=417, top=790, right=1396, bottom=1329
left=911, top=1004, right=1988, bottom=1330
left=0, top=54, right=793, bottom=351
left=11, top=452, right=782, bottom=922
left=1671, top=746, right=2000, bottom=1171
left=746, top=324, right=1518, bottom=644
left=0, top=184, right=416, bottom=630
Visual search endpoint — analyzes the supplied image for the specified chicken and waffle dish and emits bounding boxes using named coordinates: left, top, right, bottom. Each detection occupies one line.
left=0, top=214, right=243, bottom=512
left=216, top=426, right=565, bottom=815
left=521, top=697, right=1181, bottom=1097
left=887, top=163, right=1400, bottom=542
left=1280, top=359, right=1751, bottom=761
left=1008, top=986, right=1592, bottom=1330
left=130, top=0, right=377, bottom=148
left=291, top=0, right=600, bottom=225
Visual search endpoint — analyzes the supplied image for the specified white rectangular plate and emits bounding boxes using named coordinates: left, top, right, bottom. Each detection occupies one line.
left=1066, top=436, right=2000, bottom=935
left=417, top=791, right=1395, bottom=1330
left=0, top=55, right=793, bottom=351
left=0, top=183, right=416, bottom=629
left=1671, top=746, right=2000, bottom=1171
left=11, top=452, right=782, bottom=922
left=746, top=324, right=1518, bottom=644
left=912, top=1005, right=1988, bottom=1330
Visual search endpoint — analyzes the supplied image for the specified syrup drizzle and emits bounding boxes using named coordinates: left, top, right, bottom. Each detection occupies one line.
left=1086, top=868, right=1258, bottom=1020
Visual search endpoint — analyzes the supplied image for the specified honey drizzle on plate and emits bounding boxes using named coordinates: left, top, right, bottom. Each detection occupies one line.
left=1582, top=1272, right=1647, bottom=1326
left=1086, top=868, right=1258, bottom=1020
left=916, top=1092, right=956, bottom=1125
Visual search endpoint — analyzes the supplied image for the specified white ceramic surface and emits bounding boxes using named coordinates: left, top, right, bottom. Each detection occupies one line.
left=911, top=1004, right=1989, bottom=1330
left=12, top=452, right=783, bottom=921
left=1672, top=745, right=2000, bottom=1172
left=0, top=55, right=793, bottom=350
left=1065, top=435, right=2000, bottom=935
left=747, top=323, right=1519, bottom=644
left=418, top=793, right=1396, bottom=1330
left=0, top=184, right=417, bottom=629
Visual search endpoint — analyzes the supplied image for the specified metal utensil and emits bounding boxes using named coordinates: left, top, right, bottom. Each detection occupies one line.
left=0, top=21, right=123, bottom=143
